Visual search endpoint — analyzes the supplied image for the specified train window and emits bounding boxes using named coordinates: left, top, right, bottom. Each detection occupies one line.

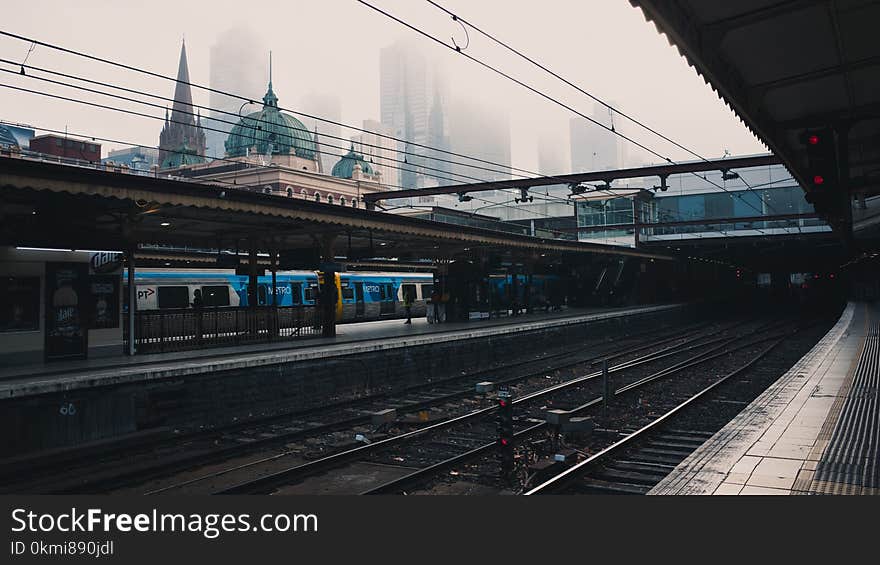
left=402, top=284, right=417, bottom=301
left=202, top=286, right=230, bottom=307
left=257, top=284, right=268, bottom=305
left=384, top=283, right=395, bottom=301
left=0, top=276, right=40, bottom=332
left=157, top=286, right=190, bottom=309
left=290, top=283, right=302, bottom=304
left=341, top=287, right=354, bottom=300
left=304, top=285, right=318, bottom=302
left=421, top=284, right=433, bottom=300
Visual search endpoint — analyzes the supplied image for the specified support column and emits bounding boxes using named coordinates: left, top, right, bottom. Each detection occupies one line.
left=319, top=234, right=338, bottom=338
left=632, top=195, right=641, bottom=249
left=126, top=247, right=136, bottom=356
left=270, top=247, right=278, bottom=339
left=247, top=240, right=258, bottom=308
left=836, top=123, right=855, bottom=254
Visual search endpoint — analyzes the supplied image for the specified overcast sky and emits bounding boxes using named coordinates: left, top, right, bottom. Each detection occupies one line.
left=0, top=0, right=767, bottom=173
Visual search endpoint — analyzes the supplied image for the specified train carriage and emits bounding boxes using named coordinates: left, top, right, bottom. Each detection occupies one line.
left=126, top=269, right=433, bottom=324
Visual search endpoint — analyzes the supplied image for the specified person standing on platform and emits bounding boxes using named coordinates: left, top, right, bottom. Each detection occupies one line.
left=191, top=289, right=204, bottom=344
left=403, top=287, right=414, bottom=324
left=430, top=289, right=441, bottom=324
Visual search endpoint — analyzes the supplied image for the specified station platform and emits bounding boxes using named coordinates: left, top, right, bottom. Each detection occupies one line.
left=0, top=303, right=682, bottom=400
left=650, top=301, right=878, bottom=495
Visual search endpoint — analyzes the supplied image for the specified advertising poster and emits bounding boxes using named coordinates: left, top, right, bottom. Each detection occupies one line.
left=44, top=261, right=89, bottom=360
left=89, top=275, right=120, bottom=329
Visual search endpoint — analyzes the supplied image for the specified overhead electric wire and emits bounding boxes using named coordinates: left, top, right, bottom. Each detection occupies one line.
left=0, top=64, right=538, bottom=196
left=0, top=55, right=642, bottom=213
left=424, top=0, right=779, bottom=192
left=0, top=80, right=557, bottom=205
left=353, top=0, right=778, bottom=230
left=0, top=29, right=592, bottom=195
left=0, top=29, right=794, bottom=237
left=0, top=28, right=758, bottom=213
left=0, top=110, right=576, bottom=234
left=0, top=56, right=589, bottom=209
left=427, top=0, right=790, bottom=223
left=0, top=80, right=729, bottom=228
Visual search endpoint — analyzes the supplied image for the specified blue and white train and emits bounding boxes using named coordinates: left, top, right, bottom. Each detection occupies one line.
left=126, top=269, right=435, bottom=323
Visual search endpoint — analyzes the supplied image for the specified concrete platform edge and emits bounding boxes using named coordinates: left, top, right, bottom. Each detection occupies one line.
left=648, top=302, right=857, bottom=495
left=0, top=304, right=682, bottom=400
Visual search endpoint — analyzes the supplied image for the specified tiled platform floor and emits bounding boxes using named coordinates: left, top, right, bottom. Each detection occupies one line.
left=650, top=302, right=877, bottom=495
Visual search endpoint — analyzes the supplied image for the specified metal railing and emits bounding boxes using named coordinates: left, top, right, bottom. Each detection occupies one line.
left=124, top=306, right=323, bottom=354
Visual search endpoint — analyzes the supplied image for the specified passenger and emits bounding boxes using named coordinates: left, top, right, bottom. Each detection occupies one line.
left=430, top=289, right=441, bottom=324
left=403, top=288, right=414, bottom=324
left=191, top=289, right=204, bottom=344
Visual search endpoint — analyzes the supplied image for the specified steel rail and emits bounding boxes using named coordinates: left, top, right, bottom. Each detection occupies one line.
left=216, top=317, right=776, bottom=494
left=524, top=335, right=790, bottom=494
left=362, top=327, right=797, bottom=495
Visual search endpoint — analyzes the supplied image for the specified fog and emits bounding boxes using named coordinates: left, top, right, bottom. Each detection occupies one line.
left=0, top=0, right=766, bottom=173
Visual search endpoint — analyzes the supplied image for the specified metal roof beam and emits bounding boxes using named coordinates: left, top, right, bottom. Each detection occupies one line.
left=364, top=154, right=780, bottom=202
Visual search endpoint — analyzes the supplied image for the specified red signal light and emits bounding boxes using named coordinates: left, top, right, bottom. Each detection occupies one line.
left=808, top=134, right=819, bottom=145
left=498, top=400, right=507, bottom=407
left=813, top=175, right=825, bottom=185
left=500, top=438, right=509, bottom=446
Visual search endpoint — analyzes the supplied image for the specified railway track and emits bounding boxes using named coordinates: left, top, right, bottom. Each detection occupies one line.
left=524, top=336, right=795, bottom=495
left=0, top=316, right=714, bottom=494
left=208, top=316, right=791, bottom=495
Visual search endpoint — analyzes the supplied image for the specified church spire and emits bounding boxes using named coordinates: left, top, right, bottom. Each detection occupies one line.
left=158, top=38, right=206, bottom=169
left=170, top=40, right=195, bottom=125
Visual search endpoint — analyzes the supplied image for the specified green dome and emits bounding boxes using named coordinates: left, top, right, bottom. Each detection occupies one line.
left=224, top=82, right=315, bottom=159
left=331, top=145, right=374, bottom=179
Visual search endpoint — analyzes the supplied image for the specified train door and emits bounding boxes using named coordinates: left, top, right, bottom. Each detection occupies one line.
left=354, top=282, right=365, bottom=318
left=379, top=283, right=395, bottom=316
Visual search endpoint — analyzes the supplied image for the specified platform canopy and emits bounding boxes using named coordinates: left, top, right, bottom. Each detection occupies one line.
left=0, top=157, right=672, bottom=265
left=630, top=0, right=880, bottom=241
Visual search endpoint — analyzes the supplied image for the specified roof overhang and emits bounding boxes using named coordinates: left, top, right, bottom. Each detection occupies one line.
left=630, top=0, right=880, bottom=244
left=0, top=156, right=673, bottom=263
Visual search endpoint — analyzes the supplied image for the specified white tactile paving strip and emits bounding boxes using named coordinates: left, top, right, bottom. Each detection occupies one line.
left=649, top=302, right=865, bottom=495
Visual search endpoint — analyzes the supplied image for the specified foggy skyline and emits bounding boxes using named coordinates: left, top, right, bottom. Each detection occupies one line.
left=0, top=0, right=767, bottom=178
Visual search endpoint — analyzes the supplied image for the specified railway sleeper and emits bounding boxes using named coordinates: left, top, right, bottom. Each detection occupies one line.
left=654, top=433, right=710, bottom=444
left=610, top=460, right=676, bottom=474
left=594, top=467, right=665, bottom=485
left=646, top=440, right=704, bottom=451
left=578, top=479, right=649, bottom=495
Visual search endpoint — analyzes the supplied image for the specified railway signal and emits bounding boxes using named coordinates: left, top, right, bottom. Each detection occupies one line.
left=800, top=128, right=839, bottom=213
left=497, top=390, right=514, bottom=478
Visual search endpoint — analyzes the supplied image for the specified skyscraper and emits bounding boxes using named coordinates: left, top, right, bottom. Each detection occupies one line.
left=158, top=41, right=206, bottom=169
left=447, top=97, right=511, bottom=185
left=570, top=102, right=618, bottom=172
left=351, top=119, right=396, bottom=186
left=537, top=130, right=569, bottom=176
left=205, top=27, right=265, bottom=159
left=380, top=39, right=435, bottom=188
left=299, top=93, right=343, bottom=175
